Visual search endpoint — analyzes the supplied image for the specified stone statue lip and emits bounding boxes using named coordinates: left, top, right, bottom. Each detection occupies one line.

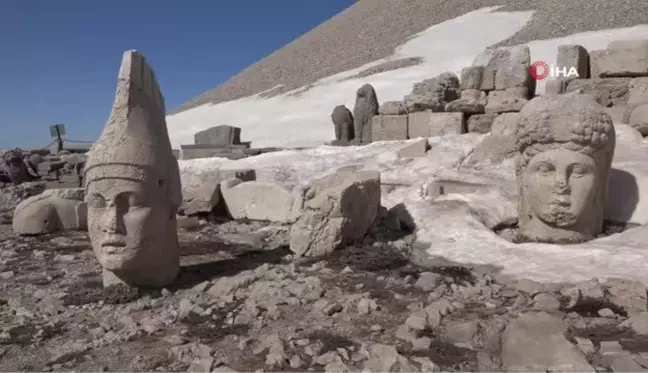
left=549, top=198, right=571, bottom=207
left=100, top=237, right=126, bottom=248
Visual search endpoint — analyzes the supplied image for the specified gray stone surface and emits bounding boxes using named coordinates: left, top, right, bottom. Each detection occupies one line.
left=372, top=115, right=408, bottom=142
left=467, top=113, right=498, bottom=133
left=591, top=40, right=648, bottom=78
left=557, top=44, right=590, bottom=79
left=194, top=125, right=241, bottom=146
left=408, top=112, right=465, bottom=138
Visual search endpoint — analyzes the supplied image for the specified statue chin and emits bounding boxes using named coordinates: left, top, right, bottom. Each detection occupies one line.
left=536, top=209, right=579, bottom=229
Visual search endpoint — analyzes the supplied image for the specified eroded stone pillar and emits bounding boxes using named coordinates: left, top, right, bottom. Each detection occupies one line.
left=84, top=50, right=182, bottom=287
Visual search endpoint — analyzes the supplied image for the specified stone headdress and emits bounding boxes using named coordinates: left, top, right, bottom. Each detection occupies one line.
left=84, top=50, right=182, bottom=209
left=515, top=91, right=616, bottom=172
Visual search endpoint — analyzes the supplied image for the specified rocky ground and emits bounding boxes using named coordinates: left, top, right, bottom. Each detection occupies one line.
left=2, top=202, right=648, bottom=372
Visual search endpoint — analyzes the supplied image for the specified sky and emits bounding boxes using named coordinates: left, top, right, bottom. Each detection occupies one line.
left=0, top=0, right=355, bottom=149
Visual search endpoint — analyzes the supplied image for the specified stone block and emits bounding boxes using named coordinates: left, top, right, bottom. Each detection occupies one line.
left=467, top=113, right=498, bottom=133
left=485, top=88, right=528, bottom=114
left=194, top=125, right=241, bottom=146
left=544, top=79, right=568, bottom=95
left=493, top=46, right=533, bottom=93
left=372, top=115, right=408, bottom=141
left=480, top=69, right=497, bottom=91
left=557, top=44, right=590, bottom=79
left=221, top=179, right=303, bottom=223
left=396, top=138, right=428, bottom=158
left=460, top=66, right=484, bottom=90
left=180, top=169, right=256, bottom=216
left=289, top=168, right=380, bottom=258
left=12, top=188, right=87, bottom=235
left=564, top=78, right=631, bottom=107
left=590, top=41, right=648, bottom=78
left=408, top=112, right=465, bottom=138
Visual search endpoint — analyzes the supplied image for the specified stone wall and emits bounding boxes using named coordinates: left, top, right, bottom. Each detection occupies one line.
left=332, top=45, right=534, bottom=144
left=547, top=40, right=648, bottom=135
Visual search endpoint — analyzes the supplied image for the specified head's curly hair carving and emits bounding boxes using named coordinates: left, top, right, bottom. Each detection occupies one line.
left=515, top=91, right=615, bottom=169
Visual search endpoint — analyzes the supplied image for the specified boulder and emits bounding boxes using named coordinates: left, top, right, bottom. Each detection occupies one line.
left=0, top=181, right=46, bottom=224
left=181, top=169, right=256, bottom=216
left=502, top=312, right=595, bottom=372
left=220, top=179, right=303, bottom=223
left=404, top=72, right=460, bottom=113
left=466, top=113, right=498, bottom=134
left=485, top=88, right=529, bottom=114
left=379, top=101, right=408, bottom=115
left=12, top=188, right=87, bottom=236
left=289, top=168, right=380, bottom=258
left=445, top=89, right=486, bottom=115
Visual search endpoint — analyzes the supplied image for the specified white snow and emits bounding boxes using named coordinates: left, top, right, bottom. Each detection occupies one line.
left=171, top=7, right=648, bottom=285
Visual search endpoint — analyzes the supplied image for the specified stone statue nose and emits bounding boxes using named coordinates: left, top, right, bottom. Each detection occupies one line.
left=101, top=205, right=121, bottom=233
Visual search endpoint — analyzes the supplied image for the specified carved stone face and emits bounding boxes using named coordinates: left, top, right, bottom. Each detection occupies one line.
left=522, top=148, right=597, bottom=229
left=86, top=178, right=170, bottom=272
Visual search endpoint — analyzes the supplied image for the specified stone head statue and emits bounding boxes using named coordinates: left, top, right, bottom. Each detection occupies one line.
left=515, top=91, right=616, bottom=243
left=84, top=50, right=182, bottom=287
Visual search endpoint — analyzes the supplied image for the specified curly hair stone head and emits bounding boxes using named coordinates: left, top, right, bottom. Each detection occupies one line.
left=515, top=91, right=616, bottom=170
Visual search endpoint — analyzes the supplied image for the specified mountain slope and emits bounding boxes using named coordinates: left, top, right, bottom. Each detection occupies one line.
left=169, top=0, right=648, bottom=115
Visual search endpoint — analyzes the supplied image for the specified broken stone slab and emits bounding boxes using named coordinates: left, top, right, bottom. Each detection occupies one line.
left=289, top=168, right=380, bottom=258
left=604, top=278, right=648, bottom=316
left=371, top=115, right=408, bottom=142
left=557, top=44, right=590, bottom=79
left=564, top=78, right=631, bottom=107
left=181, top=169, right=256, bottom=216
left=445, top=89, right=486, bottom=115
left=485, top=88, right=529, bottom=114
left=12, top=188, right=87, bottom=236
left=466, top=113, right=498, bottom=134
left=460, top=66, right=484, bottom=90
left=378, top=101, right=408, bottom=115
left=590, top=40, right=648, bottom=78
left=408, top=112, right=465, bottom=138
left=396, top=138, right=428, bottom=158
left=220, top=179, right=303, bottom=223
left=501, top=312, right=595, bottom=372
left=194, top=125, right=241, bottom=146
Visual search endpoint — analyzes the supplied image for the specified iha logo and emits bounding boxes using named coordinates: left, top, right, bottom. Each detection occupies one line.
left=529, top=61, right=579, bottom=80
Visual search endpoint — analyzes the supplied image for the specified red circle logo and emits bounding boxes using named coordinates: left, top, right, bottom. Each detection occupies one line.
left=530, top=61, right=549, bottom=80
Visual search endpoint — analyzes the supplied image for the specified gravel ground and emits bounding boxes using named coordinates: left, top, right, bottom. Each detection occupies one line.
left=169, top=0, right=648, bottom=114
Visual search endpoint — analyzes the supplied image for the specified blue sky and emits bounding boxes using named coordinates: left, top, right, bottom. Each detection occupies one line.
left=0, top=0, right=354, bottom=149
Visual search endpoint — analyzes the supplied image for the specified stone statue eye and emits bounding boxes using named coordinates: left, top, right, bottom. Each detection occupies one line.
left=128, top=194, right=146, bottom=208
left=571, top=165, right=591, bottom=177
left=534, top=163, right=554, bottom=173
left=86, top=195, right=106, bottom=208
